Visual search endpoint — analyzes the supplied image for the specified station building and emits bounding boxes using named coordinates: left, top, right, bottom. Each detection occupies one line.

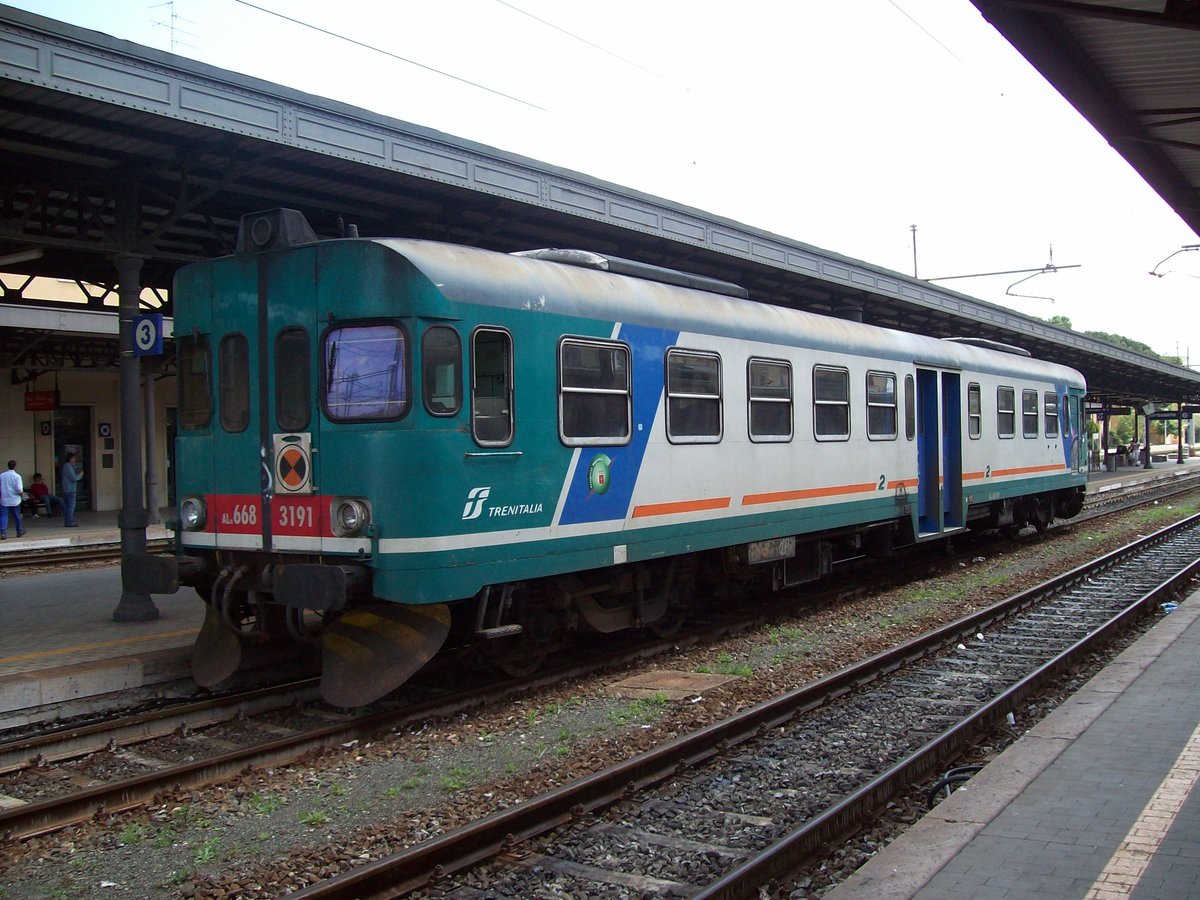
left=0, top=274, right=174, bottom=515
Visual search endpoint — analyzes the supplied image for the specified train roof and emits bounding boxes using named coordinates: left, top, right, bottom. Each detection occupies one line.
left=372, top=239, right=1085, bottom=388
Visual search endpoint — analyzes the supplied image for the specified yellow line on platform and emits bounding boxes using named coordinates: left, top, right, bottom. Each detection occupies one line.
left=0, top=628, right=198, bottom=665
left=1085, top=719, right=1200, bottom=898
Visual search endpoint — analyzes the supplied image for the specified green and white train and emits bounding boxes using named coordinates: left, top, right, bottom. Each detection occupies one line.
left=152, top=209, right=1088, bottom=706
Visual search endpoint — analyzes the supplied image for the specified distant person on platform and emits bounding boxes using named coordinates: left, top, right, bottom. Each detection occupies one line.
left=28, top=472, right=65, bottom=518
left=0, top=459, right=26, bottom=539
left=60, top=453, right=83, bottom=528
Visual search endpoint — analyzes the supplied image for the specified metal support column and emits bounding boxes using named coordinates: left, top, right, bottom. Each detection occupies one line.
left=143, top=364, right=161, bottom=523
left=1101, top=405, right=1111, bottom=472
left=111, top=252, right=160, bottom=622
left=1178, top=405, right=1185, bottom=464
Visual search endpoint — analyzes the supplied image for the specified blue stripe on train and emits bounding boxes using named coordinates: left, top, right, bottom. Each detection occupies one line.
left=558, top=323, right=678, bottom=526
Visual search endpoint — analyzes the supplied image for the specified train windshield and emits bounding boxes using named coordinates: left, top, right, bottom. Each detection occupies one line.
left=323, top=323, right=409, bottom=421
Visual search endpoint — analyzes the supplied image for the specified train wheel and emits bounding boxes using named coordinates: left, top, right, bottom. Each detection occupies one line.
left=482, top=585, right=553, bottom=679
left=1032, top=497, right=1055, bottom=533
left=649, top=557, right=699, bottom=639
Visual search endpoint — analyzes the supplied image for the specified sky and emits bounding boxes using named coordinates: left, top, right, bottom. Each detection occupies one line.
left=10, top=0, right=1200, bottom=360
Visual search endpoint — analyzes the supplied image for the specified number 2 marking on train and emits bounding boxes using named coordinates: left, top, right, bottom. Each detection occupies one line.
left=878, top=474, right=887, bottom=491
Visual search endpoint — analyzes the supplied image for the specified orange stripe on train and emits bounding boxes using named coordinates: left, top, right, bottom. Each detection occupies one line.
left=631, top=497, right=732, bottom=518
left=742, top=482, right=880, bottom=506
left=991, top=463, right=1067, bottom=478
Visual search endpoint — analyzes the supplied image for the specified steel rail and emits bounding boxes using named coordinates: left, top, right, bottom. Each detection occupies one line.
left=291, top=513, right=1200, bottom=899
left=696, top=526, right=1200, bottom=898
left=0, top=679, right=320, bottom=775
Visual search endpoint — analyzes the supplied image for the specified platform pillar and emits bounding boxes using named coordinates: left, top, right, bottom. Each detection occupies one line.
left=111, top=251, right=160, bottom=622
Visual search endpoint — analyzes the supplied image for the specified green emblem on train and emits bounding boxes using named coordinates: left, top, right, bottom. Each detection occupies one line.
left=588, top=454, right=613, bottom=495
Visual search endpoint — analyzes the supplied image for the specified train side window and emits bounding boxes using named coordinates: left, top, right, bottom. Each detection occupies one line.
left=666, top=349, right=722, bottom=443
left=1022, top=389, right=1039, bottom=438
left=471, top=328, right=513, bottom=446
left=559, top=338, right=631, bottom=445
left=748, top=358, right=792, bottom=442
left=997, top=386, right=1015, bottom=438
left=179, top=335, right=212, bottom=430
left=1044, top=391, right=1059, bottom=437
left=423, top=326, right=462, bottom=417
left=275, top=327, right=310, bottom=432
left=866, top=371, right=897, bottom=440
left=813, top=365, right=850, bottom=441
left=904, top=374, right=915, bottom=440
left=219, top=333, right=250, bottom=433
left=323, top=323, right=409, bottom=421
left=967, top=382, right=982, bottom=439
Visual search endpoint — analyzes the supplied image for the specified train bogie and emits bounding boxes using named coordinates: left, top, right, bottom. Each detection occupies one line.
left=143, top=209, right=1087, bottom=706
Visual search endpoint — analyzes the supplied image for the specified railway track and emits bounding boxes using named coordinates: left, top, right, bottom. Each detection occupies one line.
left=288, top=513, right=1200, bottom=899
left=0, top=537, right=169, bottom=570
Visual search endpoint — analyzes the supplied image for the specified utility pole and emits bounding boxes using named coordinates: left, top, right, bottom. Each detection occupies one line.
left=911, top=224, right=918, bottom=279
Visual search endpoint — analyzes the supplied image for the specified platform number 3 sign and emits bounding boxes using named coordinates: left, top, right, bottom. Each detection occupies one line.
left=132, top=313, right=164, bottom=356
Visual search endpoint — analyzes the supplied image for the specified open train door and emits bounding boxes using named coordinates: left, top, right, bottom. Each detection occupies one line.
left=915, top=367, right=964, bottom=537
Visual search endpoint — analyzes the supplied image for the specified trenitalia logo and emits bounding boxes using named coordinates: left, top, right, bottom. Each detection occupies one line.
left=462, top=487, right=491, bottom=520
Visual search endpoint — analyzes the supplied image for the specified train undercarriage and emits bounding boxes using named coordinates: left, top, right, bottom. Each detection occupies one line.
left=180, top=485, right=1084, bottom=707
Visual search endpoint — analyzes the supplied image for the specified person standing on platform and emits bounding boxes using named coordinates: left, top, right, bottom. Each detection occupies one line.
left=0, top=459, right=26, bottom=539
left=60, top=453, right=83, bottom=528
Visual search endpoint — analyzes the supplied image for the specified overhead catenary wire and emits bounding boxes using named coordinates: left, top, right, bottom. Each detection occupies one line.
left=232, top=0, right=552, bottom=113
left=229, top=0, right=725, bottom=178
left=491, top=0, right=687, bottom=91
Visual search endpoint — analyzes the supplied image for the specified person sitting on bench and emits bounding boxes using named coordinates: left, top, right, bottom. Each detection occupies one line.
left=28, top=472, right=64, bottom=518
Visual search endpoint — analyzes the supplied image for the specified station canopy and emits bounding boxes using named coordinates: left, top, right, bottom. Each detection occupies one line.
left=1, top=2, right=1198, bottom=408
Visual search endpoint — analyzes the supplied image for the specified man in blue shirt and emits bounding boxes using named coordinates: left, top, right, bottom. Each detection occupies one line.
left=60, top=453, right=83, bottom=528
left=0, top=459, right=26, bottom=539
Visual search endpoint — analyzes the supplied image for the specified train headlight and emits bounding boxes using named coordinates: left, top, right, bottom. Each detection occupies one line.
left=180, top=497, right=207, bottom=531
left=331, top=498, right=371, bottom=537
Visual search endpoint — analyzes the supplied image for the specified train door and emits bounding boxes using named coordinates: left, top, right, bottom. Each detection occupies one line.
left=915, top=368, right=964, bottom=536
left=209, top=250, right=318, bottom=550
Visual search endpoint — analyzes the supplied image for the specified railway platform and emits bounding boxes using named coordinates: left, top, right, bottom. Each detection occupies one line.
left=829, top=586, right=1200, bottom=900
left=0, top=507, right=203, bottom=726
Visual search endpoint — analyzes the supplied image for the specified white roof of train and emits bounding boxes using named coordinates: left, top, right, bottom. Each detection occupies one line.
left=376, top=238, right=1085, bottom=388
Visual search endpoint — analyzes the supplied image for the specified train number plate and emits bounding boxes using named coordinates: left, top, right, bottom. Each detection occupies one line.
left=745, top=536, right=796, bottom=565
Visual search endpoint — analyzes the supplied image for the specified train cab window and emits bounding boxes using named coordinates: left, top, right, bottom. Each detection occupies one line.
left=866, top=371, right=897, bottom=440
left=218, top=334, right=250, bottom=433
left=748, top=358, right=792, bottom=442
left=967, top=383, right=982, bottom=439
left=1044, top=392, right=1059, bottom=437
left=275, top=328, right=310, bottom=432
left=904, top=375, right=915, bottom=440
left=1022, top=389, right=1039, bottom=438
left=471, top=328, right=513, bottom=445
left=323, top=323, right=409, bottom=421
left=813, top=365, right=850, bottom=441
left=666, top=350, right=722, bottom=443
left=997, top=386, right=1015, bottom=438
left=559, top=338, right=631, bottom=445
left=423, top=326, right=463, bottom=417
left=179, top=335, right=212, bottom=430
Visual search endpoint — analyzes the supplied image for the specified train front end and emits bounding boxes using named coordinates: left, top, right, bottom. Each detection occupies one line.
left=169, top=210, right=455, bottom=706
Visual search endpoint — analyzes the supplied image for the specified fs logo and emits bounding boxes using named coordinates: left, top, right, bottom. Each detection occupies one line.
left=462, top=487, right=491, bottom=520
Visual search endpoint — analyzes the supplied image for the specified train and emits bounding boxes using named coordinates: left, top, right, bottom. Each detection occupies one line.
left=135, top=208, right=1088, bottom=706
